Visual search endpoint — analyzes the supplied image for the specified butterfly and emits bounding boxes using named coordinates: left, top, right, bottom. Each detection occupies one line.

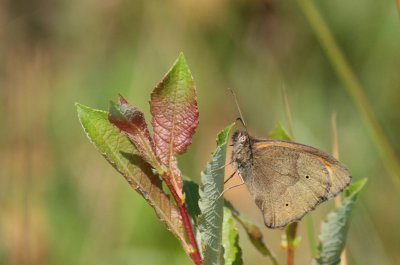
left=231, top=130, right=352, bottom=228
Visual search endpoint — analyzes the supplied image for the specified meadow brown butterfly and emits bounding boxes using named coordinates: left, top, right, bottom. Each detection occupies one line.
left=228, top=89, right=352, bottom=228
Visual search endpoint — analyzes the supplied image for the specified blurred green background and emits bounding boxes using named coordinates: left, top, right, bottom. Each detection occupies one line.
left=1, top=0, right=399, bottom=264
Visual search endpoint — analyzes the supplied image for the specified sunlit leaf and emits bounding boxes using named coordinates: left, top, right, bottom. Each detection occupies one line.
left=198, top=124, right=234, bottom=265
left=76, top=103, right=188, bottom=252
left=312, top=178, right=367, bottom=265
left=150, top=53, right=199, bottom=194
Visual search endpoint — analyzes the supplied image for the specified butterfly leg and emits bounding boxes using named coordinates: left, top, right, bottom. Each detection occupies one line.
left=209, top=161, right=233, bottom=174
left=217, top=173, right=245, bottom=199
left=224, top=171, right=236, bottom=184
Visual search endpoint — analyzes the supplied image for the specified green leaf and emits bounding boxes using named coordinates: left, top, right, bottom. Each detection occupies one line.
left=76, top=103, right=188, bottom=252
left=222, top=207, right=243, bottom=265
left=225, top=201, right=278, bottom=265
left=312, top=178, right=367, bottom=265
left=198, top=123, right=235, bottom=265
left=150, top=53, right=199, bottom=194
left=268, top=123, right=292, bottom=141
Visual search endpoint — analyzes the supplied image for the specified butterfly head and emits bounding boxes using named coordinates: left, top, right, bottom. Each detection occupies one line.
left=232, top=130, right=253, bottom=168
left=232, top=129, right=250, bottom=145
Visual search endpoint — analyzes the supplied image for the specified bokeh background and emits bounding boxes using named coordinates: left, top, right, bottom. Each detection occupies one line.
left=1, top=0, right=400, bottom=264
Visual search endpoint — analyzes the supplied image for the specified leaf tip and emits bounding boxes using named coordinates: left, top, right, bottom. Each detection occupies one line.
left=172, top=52, right=189, bottom=72
left=217, top=123, right=235, bottom=146
left=75, top=101, right=88, bottom=110
left=118, top=94, right=128, bottom=104
left=345, top=177, right=368, bottom=199
left=268, top=123, right=291, bottom=141
left=75, top=102, right=89, bottom=119
left=75, top=102, right=82, bottom=112
left=177, top=51, right=186, bottom=61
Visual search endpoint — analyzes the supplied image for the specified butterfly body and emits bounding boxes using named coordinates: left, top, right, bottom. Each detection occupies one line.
left=231, top=130, right=352, bottom=228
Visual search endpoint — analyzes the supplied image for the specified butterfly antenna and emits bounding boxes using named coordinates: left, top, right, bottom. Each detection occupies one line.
left=281, top=83, right=294, bottom=138
left=229, top=88, right=254, bottom=159
left=228, top=88, right=247, bottom=131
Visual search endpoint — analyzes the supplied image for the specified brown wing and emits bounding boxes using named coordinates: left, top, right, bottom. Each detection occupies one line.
left=245, top=140, right=351, bottom=228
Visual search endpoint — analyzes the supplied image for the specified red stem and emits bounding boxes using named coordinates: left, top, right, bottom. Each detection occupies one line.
left=286, top=222, right=298, bottom=265
left=287, top=247, right=294, bottom=265
left=163, top=173, right=202, bottom=265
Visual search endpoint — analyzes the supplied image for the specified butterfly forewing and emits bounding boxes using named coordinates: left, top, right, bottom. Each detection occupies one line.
left=314, top=153, right=352, bottom=199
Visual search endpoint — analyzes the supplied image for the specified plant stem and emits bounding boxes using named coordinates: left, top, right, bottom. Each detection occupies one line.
left=296, top=0, right=400, bottom=190
left=287, top=249, right=294, bottom=265
left=163, top=173, right=202, bottom=265
left=331, top=113, right=347, bottom=265
left=286, top=222, right=298, bottom=265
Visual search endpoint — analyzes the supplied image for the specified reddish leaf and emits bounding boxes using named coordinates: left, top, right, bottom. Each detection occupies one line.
left=108, top=95, right=161, bottom=171
left=150, top=53, right=199, bottom=193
